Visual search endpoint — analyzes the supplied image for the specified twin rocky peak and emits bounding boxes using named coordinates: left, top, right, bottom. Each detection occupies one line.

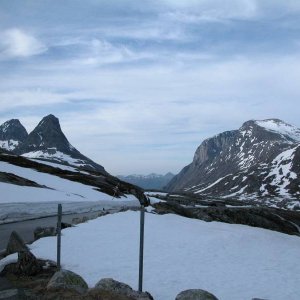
left=0, top=114, right=106, bottom=173
left=1, top=115, right=300, bottom=200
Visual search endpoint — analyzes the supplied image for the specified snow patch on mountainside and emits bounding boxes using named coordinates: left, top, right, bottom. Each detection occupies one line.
left=256, top=119, right=300, bottom=141
left=22, top=150, right=94, bottom=169
left=193, top=174, right=232, bottom=194
left=0, top=140, right=19, bottom=151
left=261, top=146, right=298, bottom=196
left=28, top=159, right=90, bottom=174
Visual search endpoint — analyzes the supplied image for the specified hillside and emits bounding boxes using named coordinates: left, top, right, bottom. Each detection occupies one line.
left=166, top=119, right=300, bottom=205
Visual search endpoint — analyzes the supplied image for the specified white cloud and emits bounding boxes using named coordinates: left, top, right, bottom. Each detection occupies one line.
left=0, top=28, right=47, bottom=59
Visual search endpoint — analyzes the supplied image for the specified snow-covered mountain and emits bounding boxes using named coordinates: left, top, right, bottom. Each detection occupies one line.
left=117, top=172, right=174, bottom=190
left=166, top=119, right=300, bottom=201
left=0, top=119, right=28, bottom=151
left=0, top=114, right=106, bottom=173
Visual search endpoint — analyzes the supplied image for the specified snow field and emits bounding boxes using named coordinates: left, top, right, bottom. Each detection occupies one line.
left=1, top=211, right=300, bottom=300
left=0, top=161, right=139, bottom=203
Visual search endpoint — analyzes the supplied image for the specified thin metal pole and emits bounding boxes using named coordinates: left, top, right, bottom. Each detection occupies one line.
left=138, top=205, right=145, bottom=292
left=57, top=204, right=62, bottom=270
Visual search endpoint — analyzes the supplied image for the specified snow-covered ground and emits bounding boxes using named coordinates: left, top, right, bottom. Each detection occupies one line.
left=1, top=211, right=300, bottom=300
left=0, top=161, right=138, bottom=203
left=0, top=161, right=140, bottom=223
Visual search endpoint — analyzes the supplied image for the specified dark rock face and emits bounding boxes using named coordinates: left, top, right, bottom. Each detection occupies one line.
left=166, top=119, right=300, bottom=201
left=118, top=172, right=175, bottom=190
left=0, top=119, right=28, bottom=151
left=20, top=114, right=73, bottom=154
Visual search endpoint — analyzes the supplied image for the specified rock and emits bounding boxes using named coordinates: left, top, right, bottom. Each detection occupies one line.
left=94, top=278, right=153, bottom=300
left=47, top=269, right=88, bottom=294
left=88, top=289, right=135, bottom=300
left=0, top=289, right=26, bottom=300
left=6, top=231, right=28, bottom=255
left=34, top=226, right=56, bottom=241
left=175, top=289, right=219, bottom=300
left=61, top=222, right=72, bottom=229
left=15, top=250, right=42, bottom=276
left=95, top=278, right=133, bottom=294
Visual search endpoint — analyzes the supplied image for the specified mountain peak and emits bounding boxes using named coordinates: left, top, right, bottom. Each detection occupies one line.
left=254, top=119, right=300, bottom=142
left=0, top=119, right=28, bottom=151
left=36, top=114, right=61, bottom=130
left=19, top=114, right=106, bottom=173
left=166, top=118, right=300, bottom=201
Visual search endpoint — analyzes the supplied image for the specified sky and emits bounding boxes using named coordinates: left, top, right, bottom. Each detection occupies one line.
left=0, top=0, right=300, bottom=175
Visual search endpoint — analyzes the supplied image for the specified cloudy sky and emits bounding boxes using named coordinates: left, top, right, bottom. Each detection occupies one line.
left=1, top=0, right=300, bottom=175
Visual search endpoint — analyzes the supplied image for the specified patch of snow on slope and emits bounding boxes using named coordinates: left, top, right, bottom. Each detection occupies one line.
left=256, top=120, right=300, bottom=141
left=265, top=146, right=298, bottom=196
left=22, top=150, right=92, bottom=168
left=1, top=211, right=300, bottom=300
left=0, top=140, right=19, bottom=151
left=194, top=174, right=232, bottom=194
left=224, top=185, right=248, bottom=198
left=29, top=159, right=90, bottom=174
left=0, top=161, right=138, bottom=203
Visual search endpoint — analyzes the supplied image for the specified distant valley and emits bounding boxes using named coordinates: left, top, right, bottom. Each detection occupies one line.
left=117, top=173, right=174, bottom=190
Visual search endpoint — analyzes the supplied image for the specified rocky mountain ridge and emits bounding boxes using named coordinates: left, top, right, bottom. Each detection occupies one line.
left=166, top=119, right=300, bottom=203
left=0, top=115, right=106, bottom=173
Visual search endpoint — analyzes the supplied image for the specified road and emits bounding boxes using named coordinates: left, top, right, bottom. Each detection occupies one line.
left=0, top=209, right=121, bottom=252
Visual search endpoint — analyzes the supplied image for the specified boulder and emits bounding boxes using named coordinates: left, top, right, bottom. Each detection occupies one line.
left=47, top=269, right=88, bottom=294
left=175, top=289, right=219, bottom=300
left=15, top=250, right=42, bottom=276
left=94, top=278, right=153, bottom=300
left=6, top=231, right=28, bottom=255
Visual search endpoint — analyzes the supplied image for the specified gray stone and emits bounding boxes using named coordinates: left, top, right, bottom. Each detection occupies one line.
left=47, top=269, right=88, bottom=294
left=34, top=226, right=56, bottom=241
left=175, top=289, right=219, bottom=300
left=95, top=278, right=153, bottom=300
left=0, top=289, right=26, bottom=300
left=6, top=231, right=28, bottom=255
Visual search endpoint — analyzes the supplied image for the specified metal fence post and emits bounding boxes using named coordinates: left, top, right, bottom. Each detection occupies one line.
left=138, top=205, right=145, bottom=292
left=57, top=203, right=62, bottom=270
